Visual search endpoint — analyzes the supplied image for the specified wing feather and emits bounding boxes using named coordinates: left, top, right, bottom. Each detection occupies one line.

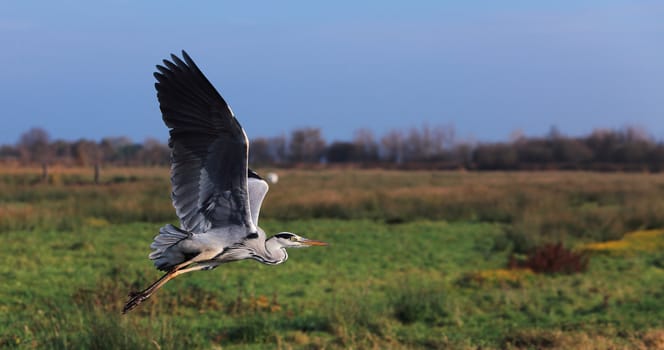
left=155, top=50, right=255, bottom=233
left=247, top=169, right=269, bottom=227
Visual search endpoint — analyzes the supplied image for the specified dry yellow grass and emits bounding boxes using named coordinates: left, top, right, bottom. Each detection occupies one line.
left=3, top=167, right=664, bottom=247
left=582, top=229, right=664, bottom=255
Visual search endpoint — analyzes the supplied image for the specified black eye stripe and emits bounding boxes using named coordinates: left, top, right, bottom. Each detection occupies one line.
left=275, top=233, right=293, bottom=239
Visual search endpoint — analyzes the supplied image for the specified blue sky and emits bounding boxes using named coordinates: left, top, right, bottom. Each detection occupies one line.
left=1, top=1, right=663, bottom=144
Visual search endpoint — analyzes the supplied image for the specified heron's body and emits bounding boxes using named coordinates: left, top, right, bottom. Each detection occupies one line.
left=152, top=225, right=287, bottom=270
left=122, top=51, right=326, bottom=314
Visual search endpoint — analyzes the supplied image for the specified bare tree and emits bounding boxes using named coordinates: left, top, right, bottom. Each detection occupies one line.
left=509, top=129, right=526, bottom=143
left=50, top=139, right=73, bottom=165
left=352, top=128, right=379, bottom=162
left=401, top=124, right=455, bottom=162
left=72, top=139, right=99, bottom=167
left=99, top=136, right=133, bottom=163
left=268, top=135, right=288, bottom=164
left=17, top=127, right=51, bottom=166
left=622, top=125, right=650, bottom=143
left=249, top=137, right=273, bottom=165
left=288, top=128, right=326, bottom=163
left=139, top=138, right=169, bottom=166
left=249, top=135, right=288, bottom=165
left=380, top=129, right=405, bottom=163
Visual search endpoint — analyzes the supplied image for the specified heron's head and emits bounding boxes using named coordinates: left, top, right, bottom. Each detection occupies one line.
left=271, top=232, right=328, bottom=248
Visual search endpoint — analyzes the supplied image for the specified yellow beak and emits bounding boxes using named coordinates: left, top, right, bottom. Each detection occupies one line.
left=301, top=239, right=329, bottom=246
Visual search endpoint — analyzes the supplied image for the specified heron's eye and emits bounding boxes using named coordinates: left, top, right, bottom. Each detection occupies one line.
left=290, top=236, right=298, bottom=242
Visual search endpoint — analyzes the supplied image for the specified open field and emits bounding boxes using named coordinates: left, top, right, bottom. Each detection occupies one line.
left=1, top=168, right=664, bottom=349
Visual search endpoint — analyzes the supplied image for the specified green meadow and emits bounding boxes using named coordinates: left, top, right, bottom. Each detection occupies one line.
left=1, top=168, right=664, bottom=349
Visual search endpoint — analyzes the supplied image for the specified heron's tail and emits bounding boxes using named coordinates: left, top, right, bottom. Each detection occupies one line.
left=149, top=224, right=192, bottom=271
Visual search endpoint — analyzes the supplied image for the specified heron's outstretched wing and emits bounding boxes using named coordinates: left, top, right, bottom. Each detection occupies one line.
left=155, top=51, right=255, bottom=233
left=247, top=169, right=269, bottom=227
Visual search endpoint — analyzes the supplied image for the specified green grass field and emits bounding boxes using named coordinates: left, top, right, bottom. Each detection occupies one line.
left=1, top=168, right=664, bottom=349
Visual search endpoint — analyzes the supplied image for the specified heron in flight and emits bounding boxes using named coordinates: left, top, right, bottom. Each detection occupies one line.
left=123, top=51, right=328, bottom=314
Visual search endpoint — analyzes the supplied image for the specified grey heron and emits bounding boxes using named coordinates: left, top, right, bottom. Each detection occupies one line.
left=122, top=51, right=328, bottom=314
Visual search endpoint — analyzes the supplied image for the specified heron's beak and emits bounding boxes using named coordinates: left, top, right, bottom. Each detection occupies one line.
left=301, top=238, right=329, bottom=246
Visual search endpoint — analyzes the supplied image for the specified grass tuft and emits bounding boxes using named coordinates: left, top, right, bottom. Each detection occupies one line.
left=389, top=279, right=448, bottom=326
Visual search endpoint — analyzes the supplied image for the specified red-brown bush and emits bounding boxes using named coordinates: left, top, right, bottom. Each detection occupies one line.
left=508, top=242, right=589, bottom=274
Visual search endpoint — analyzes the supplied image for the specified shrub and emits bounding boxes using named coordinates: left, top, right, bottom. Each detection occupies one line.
left=508, top=243, right=589, bottom=274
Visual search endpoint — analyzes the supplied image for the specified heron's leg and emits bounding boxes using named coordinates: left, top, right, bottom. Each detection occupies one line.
left=138, top=264, right=209, bottom=297
left=122, top=264, right=212, bottom=314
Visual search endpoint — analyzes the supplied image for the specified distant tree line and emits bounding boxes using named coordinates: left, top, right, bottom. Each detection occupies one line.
left=2, top=125, right=664, bottom=171
left=0, top=128, right=169, bottom=167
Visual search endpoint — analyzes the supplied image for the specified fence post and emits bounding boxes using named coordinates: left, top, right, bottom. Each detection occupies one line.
left=41, top=162, right=48, bottom=183
left=94, top=163, right=100, bottom=184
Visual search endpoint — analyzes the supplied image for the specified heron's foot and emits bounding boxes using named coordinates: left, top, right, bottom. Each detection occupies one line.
left=123, top=290, right=151, bottom=314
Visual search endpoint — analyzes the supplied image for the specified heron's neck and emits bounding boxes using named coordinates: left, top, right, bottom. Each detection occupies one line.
left=255, top=237, right=288, bottom=265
